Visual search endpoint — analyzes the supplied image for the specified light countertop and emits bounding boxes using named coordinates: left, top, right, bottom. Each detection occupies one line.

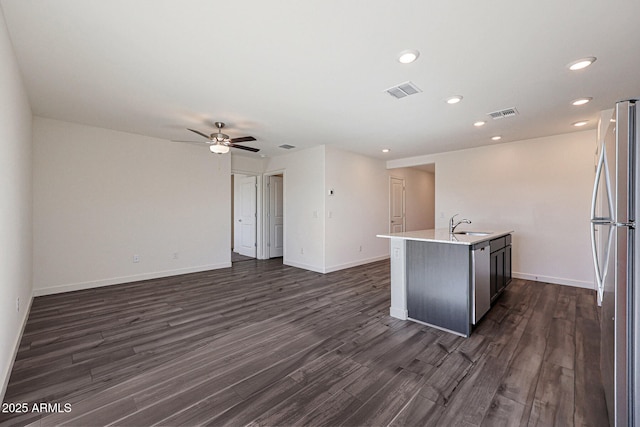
left=376, top=228, right=513, bottom=245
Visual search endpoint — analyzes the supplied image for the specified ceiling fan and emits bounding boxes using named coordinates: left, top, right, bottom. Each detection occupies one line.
left=180, top=122, right=258, bottom=154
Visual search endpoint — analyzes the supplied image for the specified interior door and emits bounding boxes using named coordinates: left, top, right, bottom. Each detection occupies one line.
left=268, top=175, right=284, bottom=258
left=235, top=175, right=257, bottom=257
left=390, top=177, right=406, bottom=233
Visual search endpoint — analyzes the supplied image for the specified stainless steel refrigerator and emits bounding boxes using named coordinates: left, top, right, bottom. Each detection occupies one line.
left=591, top=99, right=639, bottom=427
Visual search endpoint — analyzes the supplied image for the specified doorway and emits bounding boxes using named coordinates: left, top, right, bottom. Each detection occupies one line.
left=388, top=164, right=436, bottom=232
left=389, top=176, right=406, bottom=233
left=264, top=173, right=284, bottom=259
left=232, top=173, right=257, bottom=260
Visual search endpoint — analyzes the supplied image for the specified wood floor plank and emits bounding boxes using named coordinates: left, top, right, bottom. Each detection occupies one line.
left=389, top=390, right=445, bottom=426
left=204, top=377, right=304, bottom=427
left=480, top=394, right=526, bottom=427
left=341, top=368, right=424, bottom=427
left=574, top=314, right=609, bottom=427
left=497, top=331, right=546, bottom=405
left=417, top=351, right=474, bottom=406
left=435, top=354, right=510, bottom=426
left=528, top=362, right=576, bottom=426
left=242, top=357, right=366, bottom=426
left=0, top=259, right=608, bottom=427
left=291, top=389, right=360, bottom=427
left=575, top=288, right=599, bottom=321
left=151, top=388, right=244, bottom=427
left=553, top=285, right=577, bottom=320
left=544, top=318, right=576, bottom=370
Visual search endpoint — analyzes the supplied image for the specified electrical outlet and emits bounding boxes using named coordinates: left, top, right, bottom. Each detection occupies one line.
left=300, top=248, right=304, bottom=255
left=173, top=252, right=179, bottom=259
left=133, top=254, right=140, bottom=263
left=16, top=297, right=20, bottom=313
left=359, top=245, right=362, bottom=252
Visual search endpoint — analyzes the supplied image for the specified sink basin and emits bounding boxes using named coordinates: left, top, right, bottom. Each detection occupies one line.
left=454, top=231, right=492, bottom=236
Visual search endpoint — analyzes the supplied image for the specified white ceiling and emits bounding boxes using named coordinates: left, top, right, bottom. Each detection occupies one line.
left=2, top=0, right=639, bottom=160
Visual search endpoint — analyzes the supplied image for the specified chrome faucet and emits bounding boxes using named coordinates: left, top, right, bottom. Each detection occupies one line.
left=449, top=214, right=472, bottom=233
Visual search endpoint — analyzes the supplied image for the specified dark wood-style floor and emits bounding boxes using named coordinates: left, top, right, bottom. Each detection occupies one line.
left=1, top=259, right=608, bottom=426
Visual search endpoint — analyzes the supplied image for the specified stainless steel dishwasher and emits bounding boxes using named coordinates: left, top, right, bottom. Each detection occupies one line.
left=471, top=241, right=491, bottom=324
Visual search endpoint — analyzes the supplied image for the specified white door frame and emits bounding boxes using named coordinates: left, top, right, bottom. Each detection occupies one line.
left=261, top=170, right=285, bottom=260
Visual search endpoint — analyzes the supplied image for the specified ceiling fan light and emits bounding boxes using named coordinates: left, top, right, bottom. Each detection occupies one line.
left=398, top=49, right=420, bottom=64
left=571, top=97, right=592, bottom=106
left=568, top=57, right=596, bottom=71
left=210, top=144, right=230, bottom=154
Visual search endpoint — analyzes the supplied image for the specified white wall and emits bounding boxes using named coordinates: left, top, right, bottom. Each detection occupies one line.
left=263, top=145, right=393, bottom=273
left=264, top=146, right=326, bottom=272
left=389, top=167, right=435, bottom=231
left=33, top=117, right=231, bottom=295
left=324, top=146, right=390, bottom=272
left=231, top=154, right=267, bottom=175
left=388, top=131, right=596, bottom=289
left=0, top=6, right=33, bottom=401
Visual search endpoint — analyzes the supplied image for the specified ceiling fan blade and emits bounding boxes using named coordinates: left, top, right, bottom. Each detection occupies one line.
left=230, top=144, right=260, bottom=152
left=187, top=128, right=211, bottom=139
left=228, top=136, right=256, bottom=143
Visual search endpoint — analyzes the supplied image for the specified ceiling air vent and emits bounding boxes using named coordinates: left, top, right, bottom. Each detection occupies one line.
left=279, top=144, right=296, bottom=150
left=488, top=107, right=519, bottom=120
left=385, top=81, right=422, bottom=99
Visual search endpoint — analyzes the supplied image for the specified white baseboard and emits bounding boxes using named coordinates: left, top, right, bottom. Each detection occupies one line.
left=323, top=255, right=390, bottom=274
left=513, top=272, right=595, bottom=290
left=33, top=263, right=232, bottom=296
left=1, top=293, right=33, bottom=403
left=283, top=259, right=325, bottom=273
left=285, top=255, right=390, bottom=274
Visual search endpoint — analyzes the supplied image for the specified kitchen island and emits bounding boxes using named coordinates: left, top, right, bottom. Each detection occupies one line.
left=377, top=229, right=513, bottom=337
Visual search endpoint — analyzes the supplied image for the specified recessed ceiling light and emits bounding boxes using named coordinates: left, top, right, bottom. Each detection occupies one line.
left=572, top=97, right=592, bottom=106
left=473, top=121, right=486, bottom=127
left=568, top=57, right=596, bottom=71
left=446, top=96, right=463, bottom=104
left=491, top=136, right=502, bottom=141
left=398, top=49, right=420, bottom=64
left=382, top=148, right=390, bottom=153
left=573, top=120, right=589, bottom=127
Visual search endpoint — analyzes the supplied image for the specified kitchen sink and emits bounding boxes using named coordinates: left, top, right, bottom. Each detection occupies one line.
left=454, top=231, right=492, bottom=236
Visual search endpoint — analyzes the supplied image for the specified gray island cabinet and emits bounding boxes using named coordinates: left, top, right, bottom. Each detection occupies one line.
left=377, top=229, right=513, bottom=337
